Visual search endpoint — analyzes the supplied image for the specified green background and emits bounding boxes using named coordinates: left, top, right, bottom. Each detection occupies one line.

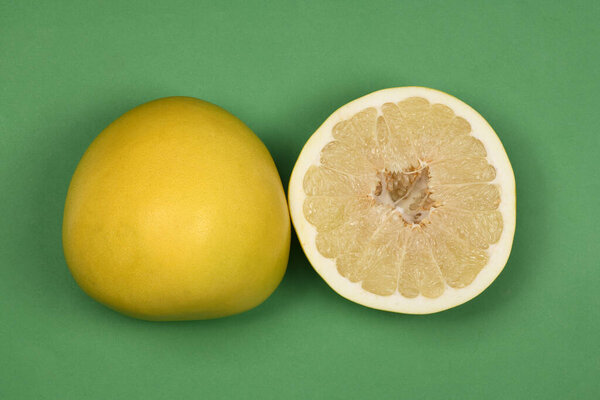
left=1, top=1, right=599, bottom=398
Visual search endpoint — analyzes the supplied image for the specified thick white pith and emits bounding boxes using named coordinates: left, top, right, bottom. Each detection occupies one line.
left=289, top=87, right=516, bottom=314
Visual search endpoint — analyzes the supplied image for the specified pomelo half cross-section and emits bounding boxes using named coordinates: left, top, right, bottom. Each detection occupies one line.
left=63, top=97, right=290, bottom=321
left=288, top=87, right=515, bottom=314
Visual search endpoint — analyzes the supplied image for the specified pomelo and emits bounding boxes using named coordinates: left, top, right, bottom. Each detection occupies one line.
left=288, top=87, right=515, bottom=314
left=63, top=97, right=290, bottom=320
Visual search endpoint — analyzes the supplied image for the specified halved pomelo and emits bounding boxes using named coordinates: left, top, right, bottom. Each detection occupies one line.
left=288, top=87, right=515, bottom=314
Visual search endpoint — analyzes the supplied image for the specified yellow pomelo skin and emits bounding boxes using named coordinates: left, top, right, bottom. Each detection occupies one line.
left=63, top=97, right=290, bottom=321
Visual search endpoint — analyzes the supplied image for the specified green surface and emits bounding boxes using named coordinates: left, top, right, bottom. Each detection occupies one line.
left=1, top=1, right=599, bottom=398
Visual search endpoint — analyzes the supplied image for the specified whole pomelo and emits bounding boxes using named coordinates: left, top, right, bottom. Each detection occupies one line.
left=63, top=97, right=290, bottom=321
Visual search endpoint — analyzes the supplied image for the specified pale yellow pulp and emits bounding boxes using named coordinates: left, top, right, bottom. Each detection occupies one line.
left=302, top=97, right=502, bottom=298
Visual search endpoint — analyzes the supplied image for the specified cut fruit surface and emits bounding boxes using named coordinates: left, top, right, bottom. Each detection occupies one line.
left=288, top=87, right=515, bottom=314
